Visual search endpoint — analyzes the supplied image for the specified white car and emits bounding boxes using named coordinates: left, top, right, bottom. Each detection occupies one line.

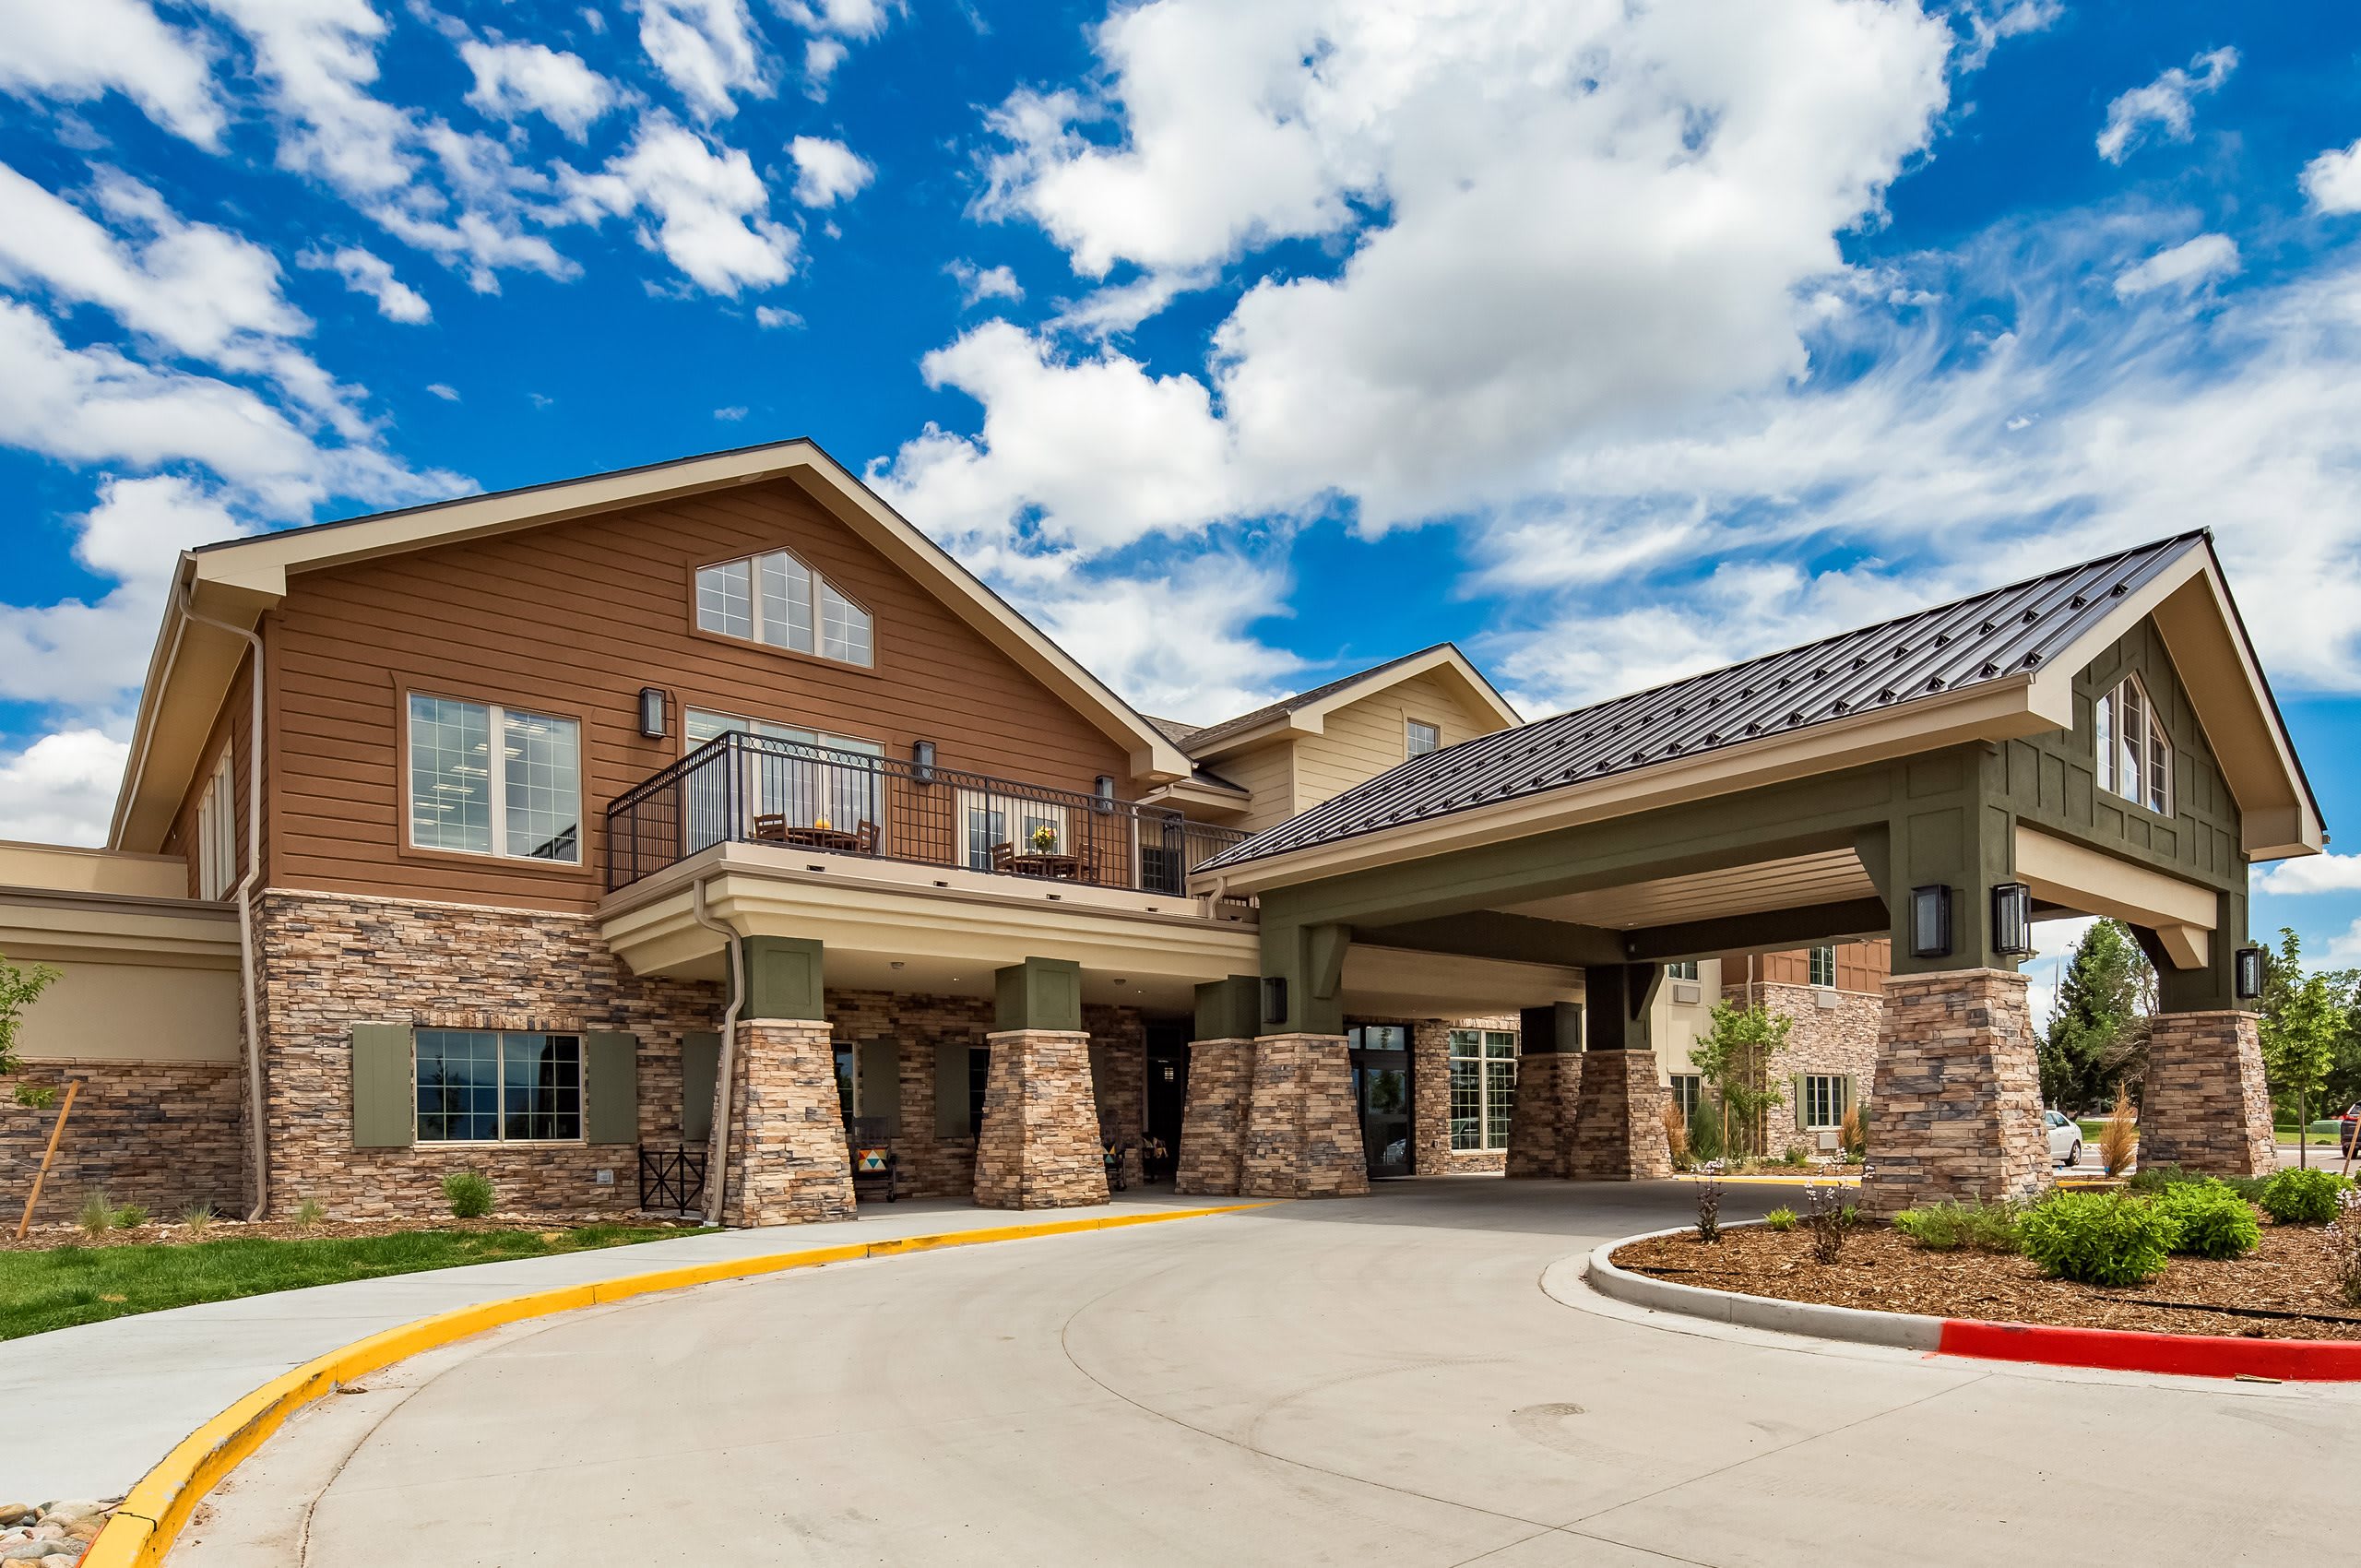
left=2044, top=1110, right=2082, bottom=1168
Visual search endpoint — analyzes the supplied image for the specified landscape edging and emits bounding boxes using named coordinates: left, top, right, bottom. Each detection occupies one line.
left=77, top=1203, right=1265, bottom=1568
left=1584, top=1224, right=2361, bottom=1382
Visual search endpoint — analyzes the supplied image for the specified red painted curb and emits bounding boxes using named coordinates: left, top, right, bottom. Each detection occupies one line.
left=1937, top=1317, right=2361, bottom=1381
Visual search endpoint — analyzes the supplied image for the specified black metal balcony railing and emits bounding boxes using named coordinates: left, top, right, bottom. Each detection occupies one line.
left=604, top=731, right=1252, bottom=897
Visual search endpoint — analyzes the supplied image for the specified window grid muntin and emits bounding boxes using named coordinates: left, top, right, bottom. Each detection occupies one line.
left=414, top=1029, right=583, bottom=1143
left=1448, top=1028, right=1517, bottom=1150
left=2094, top=673, right=2172, bottom=816
left=1670, top=1074, right=1702, bottom=1121
left=409, top=694, right=493, bottom=856
left=695, top=548, right=872, bottom=669
left=1809, top=945, right=1836, bottom=989
left=695, top=560, right=753, bottom=640
left=758, top=552, right=815, bottom=654
left=1802, top=1073, right=1846, bottom=1130
left=197, top=751, right=235, bottom=900
left=1666, top=960, right=1699, bottom=981
left=408, top=695, right=580, bottom=864
left=1406, top=719, right=1440, bottom=757
left=821, top=582, right=873, bottom=666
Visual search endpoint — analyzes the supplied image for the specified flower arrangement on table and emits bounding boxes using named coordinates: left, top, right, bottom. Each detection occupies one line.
left=813, top=815, right=833, bottom=830
left=1029, top=823, right=1060, bottom=853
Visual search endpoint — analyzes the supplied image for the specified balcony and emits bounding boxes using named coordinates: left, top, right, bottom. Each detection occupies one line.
left=605, top=731, right=1252, bottom=898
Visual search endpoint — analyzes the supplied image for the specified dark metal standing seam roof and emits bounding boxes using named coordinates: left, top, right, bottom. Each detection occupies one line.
left=1194, top=531, right=2213, bottom=873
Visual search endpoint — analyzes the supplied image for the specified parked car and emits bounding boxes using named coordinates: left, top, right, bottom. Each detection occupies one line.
left=2044, top=1109, right=2082, bottom=1168
left=2341, top=1102, right=2359, bottom=1158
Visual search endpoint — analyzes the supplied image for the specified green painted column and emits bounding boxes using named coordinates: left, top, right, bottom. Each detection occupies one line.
left=995, top=956, right=1083, bottom=1032
left=743, top=936, right=825, bottom=1021
left=1880, top=747, right=2019, bottom=978
left=2138, top=887, right=2248, bottom=1014
left=1193, top=975, right=1261, bottom=1042
left=1257, top=921, right=1347, bottom=1036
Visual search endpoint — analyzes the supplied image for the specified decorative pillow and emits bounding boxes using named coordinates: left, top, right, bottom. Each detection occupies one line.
left=856, top=1146, right=889, bottom=1171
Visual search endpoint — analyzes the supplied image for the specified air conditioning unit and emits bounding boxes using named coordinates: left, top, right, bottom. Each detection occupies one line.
left=1814, top=990, right=1841, bottom=1010
left=1816, top=1129, right=1841, bottom=1152
left=1671, top=981, right=1702, bottom=1005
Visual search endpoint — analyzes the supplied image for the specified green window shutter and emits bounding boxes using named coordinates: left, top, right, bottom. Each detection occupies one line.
left=585, top=1031, right=640, bottom=1145
left=1844, top=1075, right=1860, bottom=1119
left=934, top=1040, right=971, bottom=1138
left=1791, top=1075, right=1807, bottom=1128
left=682, top=1031, right=721, bottom=1145
left=858, top=1039, right=902, bottom=1134
left=350, top=1024, right=415, bottom=1148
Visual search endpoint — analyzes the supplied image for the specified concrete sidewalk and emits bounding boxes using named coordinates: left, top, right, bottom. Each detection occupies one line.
left=0, top=1193, right=1220, bottom=1504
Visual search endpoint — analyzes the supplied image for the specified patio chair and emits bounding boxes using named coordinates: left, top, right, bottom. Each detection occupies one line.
left=989, top=840, right=1016, bottom=874
left=854, top=819, right=879, bottom=854
left=753, top=813, right=788, bottom=842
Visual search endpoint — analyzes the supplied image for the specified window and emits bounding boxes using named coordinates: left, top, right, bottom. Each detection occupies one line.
left=1348, top=1025, right=1408, bottom=1051
left=2094, top=672, right=2171, bottom=815
left=684, top=709, right=882, bottom=848
left=415, top=1029, right=580, bottom=1142
left=957, top=790, right=1070, bottom=870
left=196, top=751, right=236, bottom=900
left=1670, top=1074, right=1702, bottom=1121
left=1801, top=1073, right=1849, bottom=1131
left=1809, top=945, right=1837, bottom=989
left=1449, top=1028, right=1517, bottom=1151
left=1666, top=960, right=1699, bottom=981
left=408, top=695, right=581, bottom=863
left=1406, top=719, right=1441, bottom=757
left=695, top=548, right=873, bottom=667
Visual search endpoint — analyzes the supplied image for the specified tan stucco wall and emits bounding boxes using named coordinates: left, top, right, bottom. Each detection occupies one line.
left=0, top=841, right=191, bottom=898
left=17, top=960, right=241, bottom=1063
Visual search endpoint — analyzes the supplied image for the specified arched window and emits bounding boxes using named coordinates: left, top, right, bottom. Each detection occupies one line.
left=694, top=548, right=873, bottom=667
left=2094, top=671, right=2171, bottom=815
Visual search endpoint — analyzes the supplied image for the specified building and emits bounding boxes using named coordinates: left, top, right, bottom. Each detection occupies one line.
left=0, top=444, right=2322, bottom=1224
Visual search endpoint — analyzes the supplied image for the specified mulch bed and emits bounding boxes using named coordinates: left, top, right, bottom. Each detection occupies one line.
left=1613, top=1222, right=2361, bottom=1341
left=0, top=1216, right=706, bottom=1253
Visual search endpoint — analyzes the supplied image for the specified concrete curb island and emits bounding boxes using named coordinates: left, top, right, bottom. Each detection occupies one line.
left=1585, top=1225, right=2361, bottom=1384
left=79, top=1203, right=1264, bottom=1568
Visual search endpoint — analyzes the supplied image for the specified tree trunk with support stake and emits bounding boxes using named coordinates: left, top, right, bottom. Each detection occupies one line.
left=15, top=1079, right=80, bottom=1241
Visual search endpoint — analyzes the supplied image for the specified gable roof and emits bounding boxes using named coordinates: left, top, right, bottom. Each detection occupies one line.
left=1195, top=531, right=2321, bottom=887
left=1176, top=643, right=1521, bottom=759
left=109, top=439, right=1195, bottom=851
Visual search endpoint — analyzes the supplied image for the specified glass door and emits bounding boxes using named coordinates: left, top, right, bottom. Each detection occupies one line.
left=1348, top=1025, right=1413, bottom=1178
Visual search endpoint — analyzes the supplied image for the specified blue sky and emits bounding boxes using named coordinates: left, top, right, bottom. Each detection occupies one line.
left=4, top=0, right=2360, bottom=995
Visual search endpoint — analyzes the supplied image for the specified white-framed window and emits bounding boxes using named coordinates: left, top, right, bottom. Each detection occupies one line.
left=1809, top=944, right=1837, bottom=989
left=415, top=1029, right=581, bottom=1142
left=1801, top=1073, right=1849, bottom=1131
left=684, top=708, right=882, bottom=847
left=1406, top=718, right=1441, bottom=757
left=1449, top=1028, right=1517, bottom=1151
left=957, top=790, right=1071, bottom=870
left=196, top=751, right=236, bottom=900
left=1670, top=1073, right=1703, bottom=1121
left=695, top=548, right=873, bottom=667
left=2094, top=671, right=2171, bottom=816
left=1666, top=960, right=1699, bottom=981
left=407, top=695, right=581, bottom=863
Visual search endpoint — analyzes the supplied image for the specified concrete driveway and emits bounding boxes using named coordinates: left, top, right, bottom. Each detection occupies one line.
left=182, top=1178, right=2358, bottom=1567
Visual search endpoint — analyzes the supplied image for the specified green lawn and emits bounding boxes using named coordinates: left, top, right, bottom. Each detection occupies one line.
left=0, top=1225, right=699, bottom=1341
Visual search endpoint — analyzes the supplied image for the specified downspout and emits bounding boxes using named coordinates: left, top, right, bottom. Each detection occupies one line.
left=690, top=877, right=744, bottom=1226
left=173, top=581, right=268, bottom=1221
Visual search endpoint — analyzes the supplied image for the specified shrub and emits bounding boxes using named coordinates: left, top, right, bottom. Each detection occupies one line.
left=1764, top=1207, right=1797, bottom=1231
left=1660, top=1098, right=1689, bottom=1168
left=292, top=1197, right=326, bottom=1229
left=2128, top=1165, right=2271, bottom=1203
left=181, top=1202, right=217, bottom=1237
left=2153, top=1182, right=2260, bottom=1259
left=1839, top=1099, right=1867, bottom=1161
left=443, top=1170, right=496, bottom=1219
left=1801, top=1182, right=1853, bottom=1265
left=1695, top=1174, right=1723, bottom=1242
left=1892, top=1200, right=2021, bottom=1253
left=2098, top=1087, right=2137, bottom=1177
left=2331, top=1189, right=2361, bottom=1309
left=113, top=1202, right=148, bottom=1229
left=2259, top=1167, right=2352, bottom=1226
left=1687, top=1103, right=1724, bottom=1164
left=77, top=1190, right=115, bottom=1238
left=2016, top=1192, right=2177, bottom=1286
left=1781, top=1144, right=1809, bottom=1169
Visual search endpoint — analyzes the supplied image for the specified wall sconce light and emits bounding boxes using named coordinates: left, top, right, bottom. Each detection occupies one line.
left=637, top=686, right=667, bottom=740
left=1991, top=882, right=2034, bottom=958
left=1094, top=774, right=1115, bottom=814
left=2235, top=945, right=2265, bottom=1002
left=1910, top=884, right=1952, bottom=960
left=1262, top=975, right=1288, bottom=1028
left=912, top=739, right=936, bottom=784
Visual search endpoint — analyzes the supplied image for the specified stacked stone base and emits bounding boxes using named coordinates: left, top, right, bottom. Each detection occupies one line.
left=1173, top=1037, right=1252, bottom=1196
left=973, top=1029, right=1109, bottom=1210
left=1241, top=1034, right=1370, bottom=1199
left=1566, top=1051, right=1675, bottom=1181
left=2140, top=1011, right=2276, bottom=1177
left=1860, top=968, right=2049, bottom=1218
left=2, top=1059, right=246, bottom=1225
left=1504, top=1053, right=1583, bottom=1179
left=721, top=1019, right=855, bottom=1226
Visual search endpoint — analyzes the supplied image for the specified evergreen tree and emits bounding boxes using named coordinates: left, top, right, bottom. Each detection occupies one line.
left=2259, top=928, right=2343, bottom=1167
left=2038, top=920, right=2150, bottom=1112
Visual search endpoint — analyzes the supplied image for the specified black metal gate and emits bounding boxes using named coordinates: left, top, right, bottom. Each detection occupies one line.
left=638, top=1146, right=707, bottom=1211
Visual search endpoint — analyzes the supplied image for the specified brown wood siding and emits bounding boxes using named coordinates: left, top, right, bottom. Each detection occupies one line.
left=264, top=479, right=1135, bottom=913
left=1730, top=938, right=1891, bottom=994
left=160, top=652, right=258, bottom=900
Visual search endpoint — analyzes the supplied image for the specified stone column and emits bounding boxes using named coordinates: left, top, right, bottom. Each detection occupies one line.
left=1174, top=1038, right=1253, bottom=1195
left=2140, top=1011, right=2276, bottom=1177
left=1565, top=1051, right=1674, bottom=1180
left=1241, top=1034, right=1370, bottom=1199
left=719, top=1018, right=855, bottom=1227
left=1506, top=1002, right=1584, bottom=1179
left=1859, top=968, right=2049, bottom=1218
left=973, top=1028, right=1109, bottom=1209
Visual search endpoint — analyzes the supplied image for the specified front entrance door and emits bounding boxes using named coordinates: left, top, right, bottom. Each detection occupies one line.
left=1145, top=1021, right=1189, bottom=1184
left=1348, top=1025, right=1414, bottom=1178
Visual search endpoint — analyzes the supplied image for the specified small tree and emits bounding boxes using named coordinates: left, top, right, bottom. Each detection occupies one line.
left=1690, top=1000, right=1792, bottom=1159
left=2039, top=920, right=2151, bottom=1112
left=0, top=948, right=63, bottom=1109
left=2259, top=929, right=2341, bottom=1169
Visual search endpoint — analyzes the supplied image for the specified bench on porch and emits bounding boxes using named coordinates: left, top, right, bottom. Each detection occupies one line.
left=848, top=1116, right=899, bottom=1203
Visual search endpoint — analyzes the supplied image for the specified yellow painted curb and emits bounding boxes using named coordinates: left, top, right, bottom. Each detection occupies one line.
left=80, top=1202, right=1264, bottom=1568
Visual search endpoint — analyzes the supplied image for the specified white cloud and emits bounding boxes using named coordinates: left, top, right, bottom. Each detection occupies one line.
left=2257, top=853, right=2361, bottom=896
left=1953, top=0, right=2061, bottom=73
left=801, top=37, right=848, bottom=91
left=2114, top=232, right=2239, bottom=298
left=564, top=115, right=797, bottom=294
left=788, top=135, right=872, bottom=207
left=2302, top=141, right=2361, bottom=216
left=460, top=39, right=618, bottom=140
left=2327, top=917, right=2361, bottom=967
left=780, top=0, right=891, bottom=94
left=946, top=259, right=1023, bottom=307
left=0, top=0, right=225, bottom=147
left=754, top=304, right=802, bottom=327
left=629, top=0, right=767, bottom=120
left=301, top=244, right=432, bottom=322
left=714, top=404, right=747, bottom=420
left=427, top=381, right=458, bottom=399
left=2096, top=47, right=2236, bottom=164
left=1023, top=556, right=1301, bottom=725
left=0, top=731, right=134, bottom=847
